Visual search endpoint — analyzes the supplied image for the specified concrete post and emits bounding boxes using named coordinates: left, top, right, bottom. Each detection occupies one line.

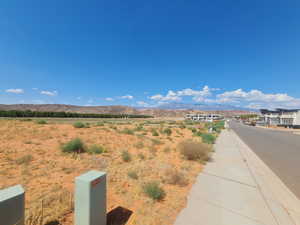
left=75, top=170, right=106, bottom=225
left=0, top=185, right=25, bottom=225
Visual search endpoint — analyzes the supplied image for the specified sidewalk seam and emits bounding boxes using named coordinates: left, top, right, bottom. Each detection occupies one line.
left=202, top=171, right=257, bottom=188
left=197, top=196, right=267, bottom=225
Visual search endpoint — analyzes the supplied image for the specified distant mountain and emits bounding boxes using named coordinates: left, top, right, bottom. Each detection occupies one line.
left=155, top=102, right=256, bottom=111
left=0, top=103, right=256, bottom=117
left=0, top=104, right=139, bottom=114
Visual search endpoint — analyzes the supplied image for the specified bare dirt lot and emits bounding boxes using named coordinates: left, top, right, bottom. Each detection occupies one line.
left=0, top=118, right=216, bottom=225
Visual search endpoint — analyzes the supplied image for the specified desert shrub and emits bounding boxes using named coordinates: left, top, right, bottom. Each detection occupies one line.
left=36, top=120, right=47, bottom=124
left=195, top=131, right=203, bottom=136
left=200, top=133, right=216, bottom=144
left=96, top=122, right=104, bottom=126
left=16, top=154, right=33, bottom=165
left=164, top=168, right=188, bottom=186
left=152, top=130, right=159, bottom=136
left=121, top=128, right=134, bottom=135
left=109, top=125, right=118, bottom=130
left=88, top=144, right=105, bottom=154
left=134, top=125, right=144, bottom=132
left=61, top=138, right=85, bottom=153
left=179, top=140, right=211, bottom=162
left=134, top=141, right=144, bottom=149
left=184, top=120, right=198, bottom=125
left=121, top=150, right=132, bottom=162
left=73, top=122, right=85, bottom=128
left=143, top=182, right=166, bottom=201
left=128, top=171, right=138, bottom=180
left=179, top=124, right=186, bottom=129
left=194, top=131, right=216, bottom=144
left=163, top=128, right=172, bottom=136
left=211, top=121, right=225, bottom=133
left=151, top=139, right=162, bottom=145
left=189, top=127, right=197, bottom=133
left=138, top=153, right=145, bottom=160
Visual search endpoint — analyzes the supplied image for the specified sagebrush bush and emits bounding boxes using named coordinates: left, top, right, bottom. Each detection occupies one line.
left=138, top=153, right=145, bottom=160
left=143, top=182, right=166, bottom=201
left=128, top=171, right=138, bottom=179
left=88, top=144, right=105, bottom=154
left=163, top=128, right=172, bottom=136
left=189, top=127, right=197, bottom=133
left=121, top=128, right=134, bottom=135
left=179, top=140, right=211, bottom=162
left=121, top=150, right=132, bottom=162
left=16, top=154, right=33, bottom=165
left=164, top=168, right=188, bottom=186
left=62, top=138, right=85, bottom=153
left=151, top=139, right=162, bottom=145
left=134, top=141, right=144, bottom=149
left=200, top=133, right=216, bottom=144
left=36, top=120, right=47, bottom=124
left=152, top=130, right=159, bottom=136
left=96, top=122, right=104, bottom=126
left=73, top=122, right=85, bottom=128
left=134, top=125, right=144, bottom=132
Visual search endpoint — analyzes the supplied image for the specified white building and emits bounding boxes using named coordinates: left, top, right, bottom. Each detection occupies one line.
left=260, top=109, right=300, bottom=128
left=185, top=113, right=223, bottom=122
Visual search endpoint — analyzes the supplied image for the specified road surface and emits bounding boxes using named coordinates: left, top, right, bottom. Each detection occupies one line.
left=229, top=121, right=300, bottom=199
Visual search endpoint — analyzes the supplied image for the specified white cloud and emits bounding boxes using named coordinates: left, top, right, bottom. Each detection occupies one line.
left=40, top=90, right=58, bottom=96
left=216, top=89, right=300, bottom=109
left=217, top=89, right=295, bottom=103
left=136, top=101, right=149, bottom=107
left=5, top=89, right=24, bottom=94
left=105, top=97, right=114, bottom=101
left=149, top=90, right=181, bottom=101
left=148, top=85, right=300, bottom=109
left=120, top=95, right=134, bottom=100
left=149, top=85, right=216, bottom=102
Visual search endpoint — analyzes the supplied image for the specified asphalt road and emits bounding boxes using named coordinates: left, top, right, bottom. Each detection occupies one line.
left=229, top=121, right=300, bottom=199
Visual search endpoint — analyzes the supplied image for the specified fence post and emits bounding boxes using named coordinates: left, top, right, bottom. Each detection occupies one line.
left=75, top=170, right=106, bottom=225
left=0, top=185, right=25, bottom=225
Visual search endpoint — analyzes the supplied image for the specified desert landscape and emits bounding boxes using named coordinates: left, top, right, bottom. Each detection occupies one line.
left=0, top=117, right=223, bottom=225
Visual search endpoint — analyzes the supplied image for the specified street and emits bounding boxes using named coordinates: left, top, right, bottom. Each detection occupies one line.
left=229, top=121, right=300, bottom=199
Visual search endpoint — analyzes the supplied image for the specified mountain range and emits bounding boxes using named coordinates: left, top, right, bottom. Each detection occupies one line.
left=0, top=103, right=256, bottom=117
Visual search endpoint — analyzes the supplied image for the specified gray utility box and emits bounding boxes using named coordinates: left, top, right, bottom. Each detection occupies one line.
left=75, top=170, right=107, bottom=225
left=0, top=185, right=25, bottom=225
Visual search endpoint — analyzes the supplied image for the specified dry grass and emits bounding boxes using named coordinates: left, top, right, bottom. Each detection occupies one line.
left=163, top=168, right=188, bottom=187
left=179, top=139, right=212, bottom=162
left=0, top=119, right=210, bottom=225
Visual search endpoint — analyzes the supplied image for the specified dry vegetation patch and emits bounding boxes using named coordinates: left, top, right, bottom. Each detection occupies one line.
left=179, top=139, right=212, bottom=162
left=0, top=118, right=220, bottom=225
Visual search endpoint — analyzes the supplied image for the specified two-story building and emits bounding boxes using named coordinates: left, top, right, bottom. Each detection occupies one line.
left=185, top=113, right=223, bottom=122
left=260, top=109, right=300, bottom=128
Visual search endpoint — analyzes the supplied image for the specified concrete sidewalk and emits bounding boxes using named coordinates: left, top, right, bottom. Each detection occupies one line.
left=175, top=129, right=300, bottom=225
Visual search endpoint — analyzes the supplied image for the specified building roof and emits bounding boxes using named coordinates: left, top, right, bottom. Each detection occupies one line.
left=260, top=108, right=300, bottom=114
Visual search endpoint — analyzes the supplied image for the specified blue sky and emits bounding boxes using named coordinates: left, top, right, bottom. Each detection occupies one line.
left=1, top=0, right=300, bottom=109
